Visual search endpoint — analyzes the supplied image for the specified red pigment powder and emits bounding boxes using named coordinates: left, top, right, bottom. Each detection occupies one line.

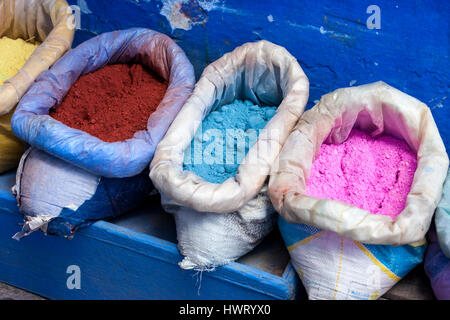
left=306, top=129, right=417, bottom=219
left=50, top=64, right=168, bottom=142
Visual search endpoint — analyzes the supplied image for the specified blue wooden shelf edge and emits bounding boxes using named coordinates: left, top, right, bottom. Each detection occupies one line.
left=0, top=171, right=298, bottom=300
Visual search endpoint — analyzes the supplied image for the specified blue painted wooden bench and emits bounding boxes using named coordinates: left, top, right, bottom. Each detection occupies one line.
left=0, top=170, right=301, bottom=300
left=0, top=168, right=437, bottom=300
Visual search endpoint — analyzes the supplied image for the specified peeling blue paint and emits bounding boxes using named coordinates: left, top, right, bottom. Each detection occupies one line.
left=160, top=0, right=222, bottom=31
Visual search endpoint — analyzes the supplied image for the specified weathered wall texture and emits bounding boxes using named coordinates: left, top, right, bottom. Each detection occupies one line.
left=67, top=0, right=449, bottom=149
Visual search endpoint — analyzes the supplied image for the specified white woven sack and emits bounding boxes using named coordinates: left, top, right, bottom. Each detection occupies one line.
left=270, top=82, right=448, bottom=300
left=150, top=40, right=309, bottom=270
left=270, top=81, right=449, bottom=245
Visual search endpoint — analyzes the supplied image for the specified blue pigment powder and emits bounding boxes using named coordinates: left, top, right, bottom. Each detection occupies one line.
left=183, top=100, right=277, bottom=184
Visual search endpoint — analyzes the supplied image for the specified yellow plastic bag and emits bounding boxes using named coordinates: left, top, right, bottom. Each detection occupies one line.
left=0, top=0, right=74, bottom=173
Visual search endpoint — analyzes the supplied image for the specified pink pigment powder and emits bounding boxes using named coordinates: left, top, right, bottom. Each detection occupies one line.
left=306, top=129, right=417, bottom=219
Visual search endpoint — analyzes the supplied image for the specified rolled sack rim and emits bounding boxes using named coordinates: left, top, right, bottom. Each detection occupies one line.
left=11, top=28, right=196, bottom=178
left=0, top=0, right=75, bottom=115
left=150, top=40, right=309, bottom=214
left=268, top=81, right=449, bottom=245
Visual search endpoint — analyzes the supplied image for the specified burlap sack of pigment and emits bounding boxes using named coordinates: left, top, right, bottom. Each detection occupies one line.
left=269, top=81, right=449, bottom=299
left=11, top=29, right=195, bottom=239
left=150, top=40, right=309, bottom=270
left=0, top=0, right=74, bottom=173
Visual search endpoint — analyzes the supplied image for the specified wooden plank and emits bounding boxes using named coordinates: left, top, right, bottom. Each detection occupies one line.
left=0, top=282, right=44, bottom=300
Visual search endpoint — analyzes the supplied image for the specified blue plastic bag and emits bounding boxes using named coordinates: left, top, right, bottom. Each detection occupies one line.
left=435, top=170, right=450, bottom=258
left=424, top=226, right=450, bottom=300
left=11, top=28, right=195, bottom=178
left=424, top=170, right=450, bottom=300
left=12, top=148, right=153, bottom=239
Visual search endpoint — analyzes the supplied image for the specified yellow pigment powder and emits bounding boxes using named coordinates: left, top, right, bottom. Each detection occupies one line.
left=0, top=37, right=39, bottom=173
left=0, top=36, right=39, bottom=84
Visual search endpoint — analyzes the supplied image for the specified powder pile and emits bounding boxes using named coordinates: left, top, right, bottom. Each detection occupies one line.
left=183, top=100, right=277, bottom=184
left=0, top=37, right=39, bottom=85
left=306, top=129, right=417, bottom=219
left=50, top=64, right=168, bottom=142
left=0, top=37, right=39, bottom=171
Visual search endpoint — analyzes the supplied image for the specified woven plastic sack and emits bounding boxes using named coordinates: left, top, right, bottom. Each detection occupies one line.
left=424, top=226, right=450, bottom=300
left=12, top=148, right=152, bottom=239
left=11, top=28, right=195, bottom=178
left=424, top=169, right=450, bottom=300
left=435, top=169, right=450, bottom=258
left=0, top=0, right=74, bottom=173
left=270, top=82, right=449, bottom=299
left=150, top=40, right=309, bottom=270
left=278, top=217, right=426, bottom=300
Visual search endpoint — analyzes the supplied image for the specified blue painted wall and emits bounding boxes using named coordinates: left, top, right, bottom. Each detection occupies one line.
left=67, top=0, right=449, bottom=150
